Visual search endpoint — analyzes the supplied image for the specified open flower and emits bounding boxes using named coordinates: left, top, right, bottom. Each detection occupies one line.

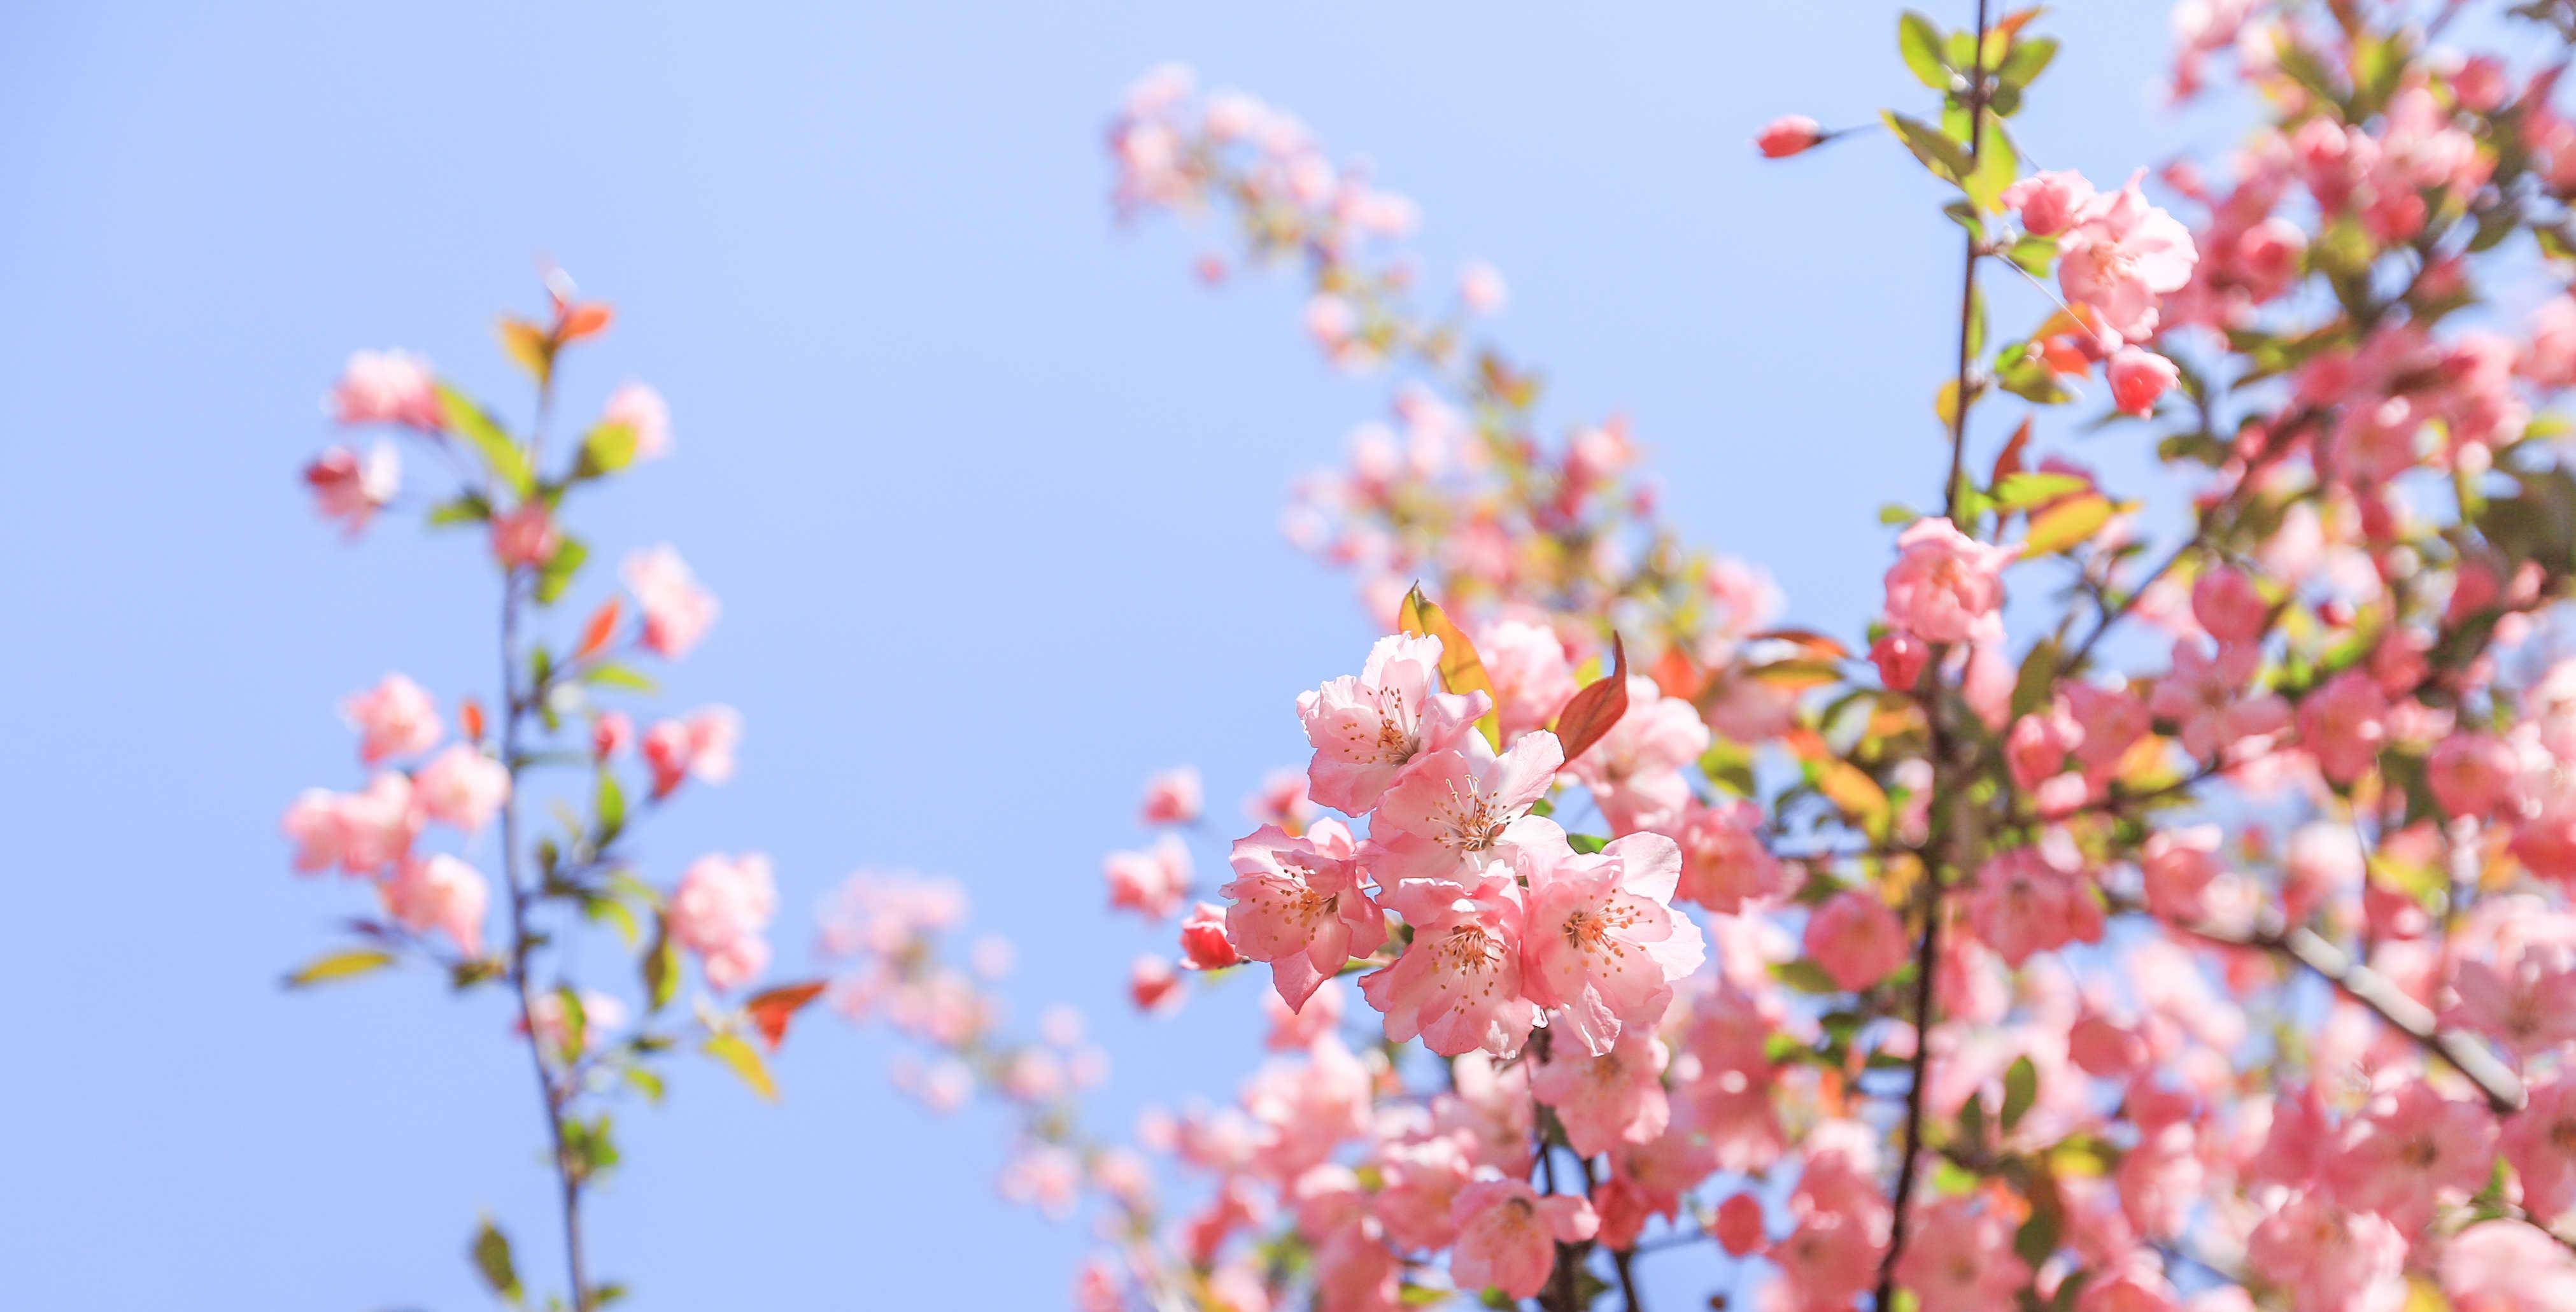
left=1360, top=869, right=1539, bottom=1058
left=1511, top=821, right=1705, bottom=1054
left=1296, top=633, right=1490, bottom=814
left=1222, top=821, right=1382, bottom=1009
left=1364, top=731, right=1562, bottom=885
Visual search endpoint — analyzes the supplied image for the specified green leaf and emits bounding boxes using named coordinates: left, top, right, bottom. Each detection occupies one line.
left=555, top=984, right=589, bottom=1058
left=1567, top=833, right=1610, bottom=855
left=534, top=536, right=588, bottom=607
left=285, top=948, right=397, bottom=988
left=582, top=663, right=658, bottom=694
left=1882, top=111, right=1970, bottom=185
left=1964, top=116, right=2018, bottom=211
left=2004, top=233, right=2057, bottom=275
left=642, top=915, right=680, bottom=1012
left=1899, top=11, right=1950, bottom=88
left=594, top=769, right=626, bottom=844
left=1997, top=36, right=2058, bottom=90
left=427, top=491, right=493, bottom=527
left=471, top=1216, right=523, bottom=1304
left=2000, top=1054, right=2039, bottom=1131
left=435, top=383, right=534, bottom=498
left=2010, top=638, right=2062, bottom=720
left=623, top=1066, right=667, bottom=1105
left=704, top=1031, right=779, bottom=1101
left=1993, top=471, right=2090, bottom=509
left=577, top=421, right=639, bottom=479
left=2023, top=493, right=2115, bottom=554
left=1772, top=959, right=1846, bottom=995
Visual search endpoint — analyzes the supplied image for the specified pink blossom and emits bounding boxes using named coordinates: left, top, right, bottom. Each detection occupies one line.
left=2281, top=822, right=2362, bottom=927
left=2001, top=169, right=2098, bottom=236
left=1755, top=115, right=1823, bottom=159
left=1360, top=870, right=1539, bottom=1058
left=1715, top=1192, right=1766, bottom=1255
left=2430, top=732, right=2517, bottom=819
left=2058, top=173, right=2198, bottom=341
left=2190, top=566, right=2268, bottom=644
left=2246, top=1189, right=2407, bottom=1312
left=2107, top=347, right=2181, bottom=416
left=1129, top=954, right=1184, bottom=1015
left=2328, top=1082, right=2493, bottom=1230
left=1882, top=517, right=2011, bottom=645
left=1105, top=834, right=1194, bottom=921
left=1771, top=1215, right=1882, bottom=1310
left=2503, top=1078, right=2576, bottom=1223
left=1140, top=766, right=1203, bottom=825
left=1364, top=731, right=1562, bottom=885
left=523, top=989, right=626, bottom=1056
left=667, top=852, right=776, bottom=991
left=1966, top=844, right=2104, bottom=967
left=383, top=854, right=488, bottom=956
left=281, top=789, right=350, bottom=875
left=621, top=545, right=719, bottom=660
left=1459, top=260, right=1508, bottom=316
left=303, top=442, right=399, bottom=535
left=2139, top=824, right=2221, bottom=923
left=1222, top=822, right=1382, bottom=1009
left=1895, top=1199, right=2030, bottom=1312
left=1804, top=891, right=1907, bottom=991
left=1177, top=901, right=1241, bottom=970
left=488, top=502, right=561, bottom=570
left=1674, top=798, right=1788, bottom=912
left=599, top=381, right=672, bottom=461
left=641, top=705, right=741, bottom=798
left=1872, top=629, right=1930, bottom=689
left=328, top=349, right=441, bottom=429
left=414, top=744, right=509, bottom=833
left=1448, top=1178, right=1596, bottom=1300
left=1512, top=823, right=1705, bottom=1054
left=335, top=772, right=422, bottom=873
left=1562, top=677, right=1709, bottom=835
left=1476, top=619, right=1578, bottom=742
left=342, top=672, right=442, bottom=765
left=2296, top=668, right=2388, bottom=784
left=592, top=710, right=633, bottom=760
left=2442, top=1222, right=2576, bottom=1312
left=1531, top=1031, right=1670, bottom=1155
left=2148, top=639, right=2286, bottom=761
left=1297, top=633, right=1490, bottom=814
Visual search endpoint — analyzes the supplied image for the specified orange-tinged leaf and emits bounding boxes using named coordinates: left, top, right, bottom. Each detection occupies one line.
left=1555, top=633, right=1631, bottom=764
left=1817, top=759, right=1891, bottom=828
left=1781, top=726, right=1832, bottom=763
left=1748, top=658, right=1843, bottom=692
left=1648, top=645, right=1702, bottom=702
left=1749, top=628, right=1853, bottom=661
left=1399, top=584, right=1503, bottom=751
left=460, top=696, right=486, bottom=745
left=2024, top=493, right=2116, bottom=555
left=497, top=316, right=551, bottom=380
left=744, top=980, right=829, bottom=1052
left=1992, top=416, right=2034, bottom=485
left=558, top=301, right=614, bottom=343
left=576, top=598, right=622, bottom=663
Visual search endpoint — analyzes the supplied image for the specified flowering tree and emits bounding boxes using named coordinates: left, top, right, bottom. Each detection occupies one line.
left=819, top=2, right=2576, bottom=1311
left=282, top=271, right=830, bottom=1310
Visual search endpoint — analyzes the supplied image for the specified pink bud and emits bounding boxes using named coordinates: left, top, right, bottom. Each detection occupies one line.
left=2107, top=347, right=2180, bottom=418
left=2191, top=566, right=2268, bottom=644
left=1999, top=169, right=2097, bottom=237
left=1871, top=630, right=1930, bottom=691
left=1177, top=903, right=1241, bottom=970
left=1755, top=115, right=1823, bottom=159
left=1129, top=955, right=1184, bottom=1014
left=1715, top=1193, right=1766, bottom=1257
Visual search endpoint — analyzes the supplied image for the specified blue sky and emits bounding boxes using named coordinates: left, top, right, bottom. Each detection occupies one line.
left=0, top=3, right=2193, bottom=1308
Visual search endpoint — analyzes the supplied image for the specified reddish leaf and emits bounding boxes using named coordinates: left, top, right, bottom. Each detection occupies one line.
left=744, top=980, right=829, bottom=1052
left=460, top=696, right=486, bottom=745
left=575, top=597, right=622, bottom=663
left=1748, top=628, right=1853, bottom=661
left=558, top=301, right=614, bottom=343
left=1648, top=645, right=1702, bottom=702
left=1554, top=633, right=1631, bottom=764
left=1991, top=416, right=2034, bottom=486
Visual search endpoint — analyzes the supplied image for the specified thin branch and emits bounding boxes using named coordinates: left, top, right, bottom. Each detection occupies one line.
left=2111, top=897, right=2526, bottom=1114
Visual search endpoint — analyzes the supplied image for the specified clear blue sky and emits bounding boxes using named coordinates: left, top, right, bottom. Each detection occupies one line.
left=0, top=3, right=2193, bottom=1308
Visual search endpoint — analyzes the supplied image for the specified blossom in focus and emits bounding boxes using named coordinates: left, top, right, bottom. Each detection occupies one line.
left=1362, top=869, right=1539, bottom=1058
left=1297, top=633, right=1490, bottom=814
left=669, top=852, right=777, bottom=991
left=342, top=673, right=442, bottom=765
left=1511, top=822, right=1705, bottom=1054
left=328, top=349, right=442, bottom=429
left=621, top=544, right=719, bottom=660
left=1364, top=731, right=1562, bottom=885
left=1222, top=821, right=1382, bottom=1008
